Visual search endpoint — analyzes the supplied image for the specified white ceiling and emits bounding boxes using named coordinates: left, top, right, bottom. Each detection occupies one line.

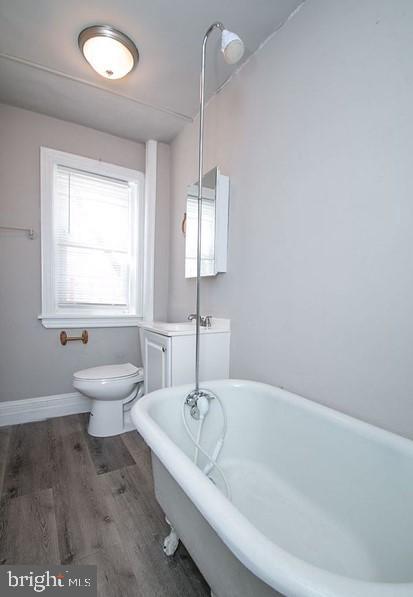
left=0, top=0, right=302, bottom=143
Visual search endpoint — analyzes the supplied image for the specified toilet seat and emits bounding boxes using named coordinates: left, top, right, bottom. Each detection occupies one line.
left=73, top=363, right=143, bottom=383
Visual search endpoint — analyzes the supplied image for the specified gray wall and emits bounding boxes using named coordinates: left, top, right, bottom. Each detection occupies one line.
left=168, top=0, right=413, bottom=439
left=0, top=104, right=152, bottom=402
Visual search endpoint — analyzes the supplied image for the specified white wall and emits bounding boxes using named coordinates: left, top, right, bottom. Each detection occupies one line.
left=154, top=142, right=171, bottom=320
left=168, top=0, right=413, bottom=439
left=0, top=104, right=169, bottom=402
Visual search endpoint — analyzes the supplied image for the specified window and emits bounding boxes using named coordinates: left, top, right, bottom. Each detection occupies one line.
left=40, top=147, right=145, bottom=327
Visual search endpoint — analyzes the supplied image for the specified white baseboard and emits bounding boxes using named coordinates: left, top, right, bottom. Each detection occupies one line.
left=0, top=392, right=92, bottom=427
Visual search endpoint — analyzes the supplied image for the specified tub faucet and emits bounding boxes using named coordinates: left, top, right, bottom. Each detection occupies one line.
left=188, top=314, right=212, bottom=328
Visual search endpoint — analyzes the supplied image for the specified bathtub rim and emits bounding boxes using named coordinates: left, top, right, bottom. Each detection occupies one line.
left=131, top=379, right=413, bottom=597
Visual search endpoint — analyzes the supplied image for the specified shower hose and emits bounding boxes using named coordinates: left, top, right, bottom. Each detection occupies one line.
left=182, top=390, right=231, bottom=500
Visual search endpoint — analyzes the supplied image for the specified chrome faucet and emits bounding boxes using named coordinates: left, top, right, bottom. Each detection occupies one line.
left=202, top=315, right=212, bottom=328
left=188, top=314, right=212, bottom=328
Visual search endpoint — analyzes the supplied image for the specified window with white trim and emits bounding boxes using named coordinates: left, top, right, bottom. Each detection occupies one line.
left=40, top=147, right=144, bottom=328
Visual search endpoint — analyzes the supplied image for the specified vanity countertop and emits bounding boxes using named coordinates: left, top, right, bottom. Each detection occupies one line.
left=137, top=318, right=230, bottom=337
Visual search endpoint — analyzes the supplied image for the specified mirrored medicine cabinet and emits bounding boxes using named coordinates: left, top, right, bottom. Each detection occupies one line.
left=184, top=167, right=229, bottom=278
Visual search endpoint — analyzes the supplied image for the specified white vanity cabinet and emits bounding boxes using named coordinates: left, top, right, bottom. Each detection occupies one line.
left=142, top=330, right=172, bottom=394
left=139, top=319, right=230, bottom=395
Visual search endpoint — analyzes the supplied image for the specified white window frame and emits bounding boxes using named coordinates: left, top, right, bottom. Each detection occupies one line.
left=39, top=147, right=146, bottom=328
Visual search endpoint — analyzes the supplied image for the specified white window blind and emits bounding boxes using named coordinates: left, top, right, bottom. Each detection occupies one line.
left=54, top=166, right=137, bottom=310
left=40, top=147, right=145, bottom=328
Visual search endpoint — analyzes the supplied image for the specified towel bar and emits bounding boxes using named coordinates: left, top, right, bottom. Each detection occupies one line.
left=0, top=225, right=35, bottom=239
left=60, top=330, right=89, bottom=346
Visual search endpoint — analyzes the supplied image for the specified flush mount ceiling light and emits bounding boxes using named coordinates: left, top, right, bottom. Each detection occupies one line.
left=78, top=25, right=139, bottom=80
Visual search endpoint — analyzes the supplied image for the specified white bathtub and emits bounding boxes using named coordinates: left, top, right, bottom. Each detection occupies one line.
left=131, top=380, right=413, bottom=597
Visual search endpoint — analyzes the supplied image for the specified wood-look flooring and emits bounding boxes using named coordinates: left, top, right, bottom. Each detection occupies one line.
left=0, top=414, right=210, bottom=597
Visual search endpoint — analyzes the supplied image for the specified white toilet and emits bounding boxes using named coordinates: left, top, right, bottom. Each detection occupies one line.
left=73, top=363, right=144, bottom=437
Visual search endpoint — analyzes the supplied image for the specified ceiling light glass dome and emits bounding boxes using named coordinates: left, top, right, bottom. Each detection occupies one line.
left=78, top=25, right=139, bottom=80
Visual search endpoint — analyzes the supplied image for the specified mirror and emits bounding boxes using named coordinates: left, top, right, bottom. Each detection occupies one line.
left=185, top=167, right=229, bottom=278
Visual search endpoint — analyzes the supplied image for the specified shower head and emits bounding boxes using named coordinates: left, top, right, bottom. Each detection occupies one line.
left=220, top=29, right=245, bottom=64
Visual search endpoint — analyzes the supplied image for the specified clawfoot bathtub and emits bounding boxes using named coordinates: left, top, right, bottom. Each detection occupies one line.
left=131, top=380, right=413, bottom=597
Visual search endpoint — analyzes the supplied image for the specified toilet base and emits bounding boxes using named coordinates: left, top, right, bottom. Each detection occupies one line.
left=88, top=387, right=142, bottom=437
left=88, top=399, right=124, bottom=437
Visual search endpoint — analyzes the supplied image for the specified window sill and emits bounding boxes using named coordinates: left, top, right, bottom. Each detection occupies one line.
left=38, top=315, right=142, bottom=329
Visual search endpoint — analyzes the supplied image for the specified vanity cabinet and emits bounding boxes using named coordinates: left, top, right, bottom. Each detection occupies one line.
left=139, top=320, right=230, bottom=395
left=143, top=330, right=172, bottom=394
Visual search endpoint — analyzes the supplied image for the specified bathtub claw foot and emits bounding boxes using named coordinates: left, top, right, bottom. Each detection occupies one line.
left=163, top=527, right=179, bottom=556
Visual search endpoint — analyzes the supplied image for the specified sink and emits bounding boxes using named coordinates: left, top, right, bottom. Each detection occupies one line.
left=158, top=322, right=195, bottom=332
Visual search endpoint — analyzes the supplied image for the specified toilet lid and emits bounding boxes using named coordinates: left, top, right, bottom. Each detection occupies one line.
left=73, top=363, right=143, bottom=381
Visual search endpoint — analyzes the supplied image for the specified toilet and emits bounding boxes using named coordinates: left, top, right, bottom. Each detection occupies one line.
left=73, top=363, right=144, bottom=437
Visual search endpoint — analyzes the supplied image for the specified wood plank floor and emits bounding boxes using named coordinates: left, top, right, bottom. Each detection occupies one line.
left=0, top=414, right=210, bottom=597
